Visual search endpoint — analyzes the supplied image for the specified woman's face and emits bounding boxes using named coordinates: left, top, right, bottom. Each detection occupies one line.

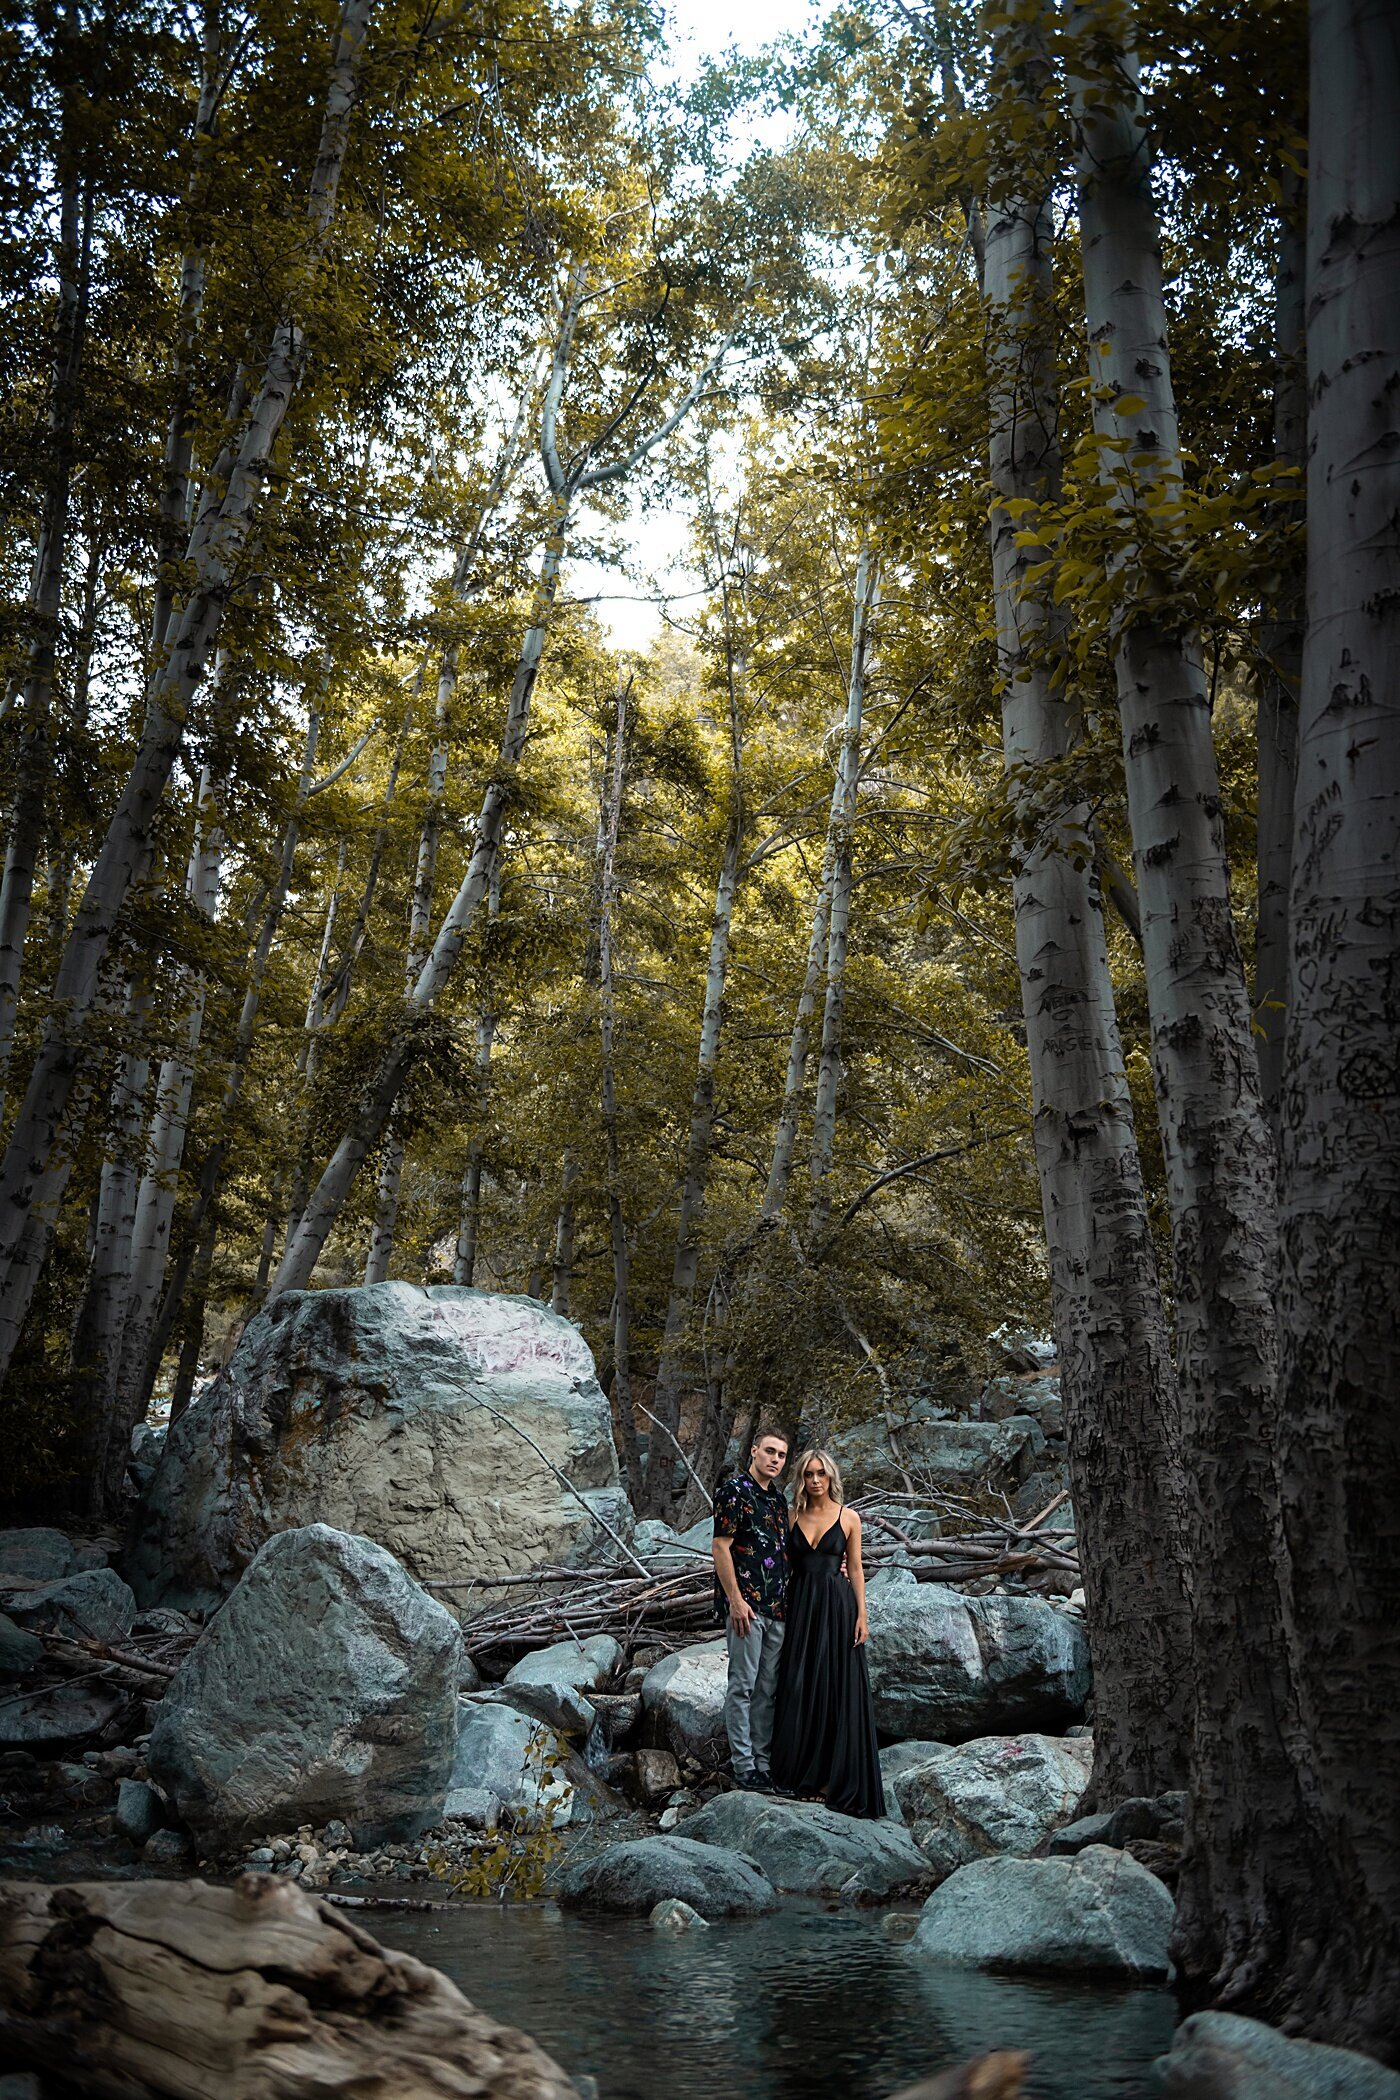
left=804, top=1460, right=829, bottom=1498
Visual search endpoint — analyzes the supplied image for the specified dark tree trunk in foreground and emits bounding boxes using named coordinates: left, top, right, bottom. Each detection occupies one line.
left=1255, top=188, right=1306, bottom=1131
left=1268, top=0, right=1400, bottom=2053
left=1071, top=0, right=1310, bottom=2006
left=982, top=160, right=1192, bottom=1800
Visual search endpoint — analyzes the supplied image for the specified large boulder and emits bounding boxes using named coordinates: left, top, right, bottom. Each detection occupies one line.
left=880, top=1738, right=947, bottom=1820
left=1158, top=2013, right=1400, bottom=2100
left=893, top=1732, right=1094, bottom=1878
left=831, top=1412, right=1048, bottom=1500
left=0, top=1612, right=43, bottom=1678
left=866, top=1586, right=1089, bottom=1741
left=641, top=1640, right=729, bottom=1766
left=557, top=1835, right=777, bottom=1917
left=148, top=1524, right=462, bottom=1850
left=632, top=1517, right=714, bottom=1567
left=908, top=1845, right=1173, bottom=1979
left=0, top=1683, right=124, bottom=1750
left=127, top=1284, right=628, bottom=1612
left=0, top=1568, right=135, bottom=1647
left=682, top=1791, right=932, bottom=1901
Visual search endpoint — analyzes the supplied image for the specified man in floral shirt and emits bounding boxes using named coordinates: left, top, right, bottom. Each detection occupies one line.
left=711, top=1425, right=791, bottom=1792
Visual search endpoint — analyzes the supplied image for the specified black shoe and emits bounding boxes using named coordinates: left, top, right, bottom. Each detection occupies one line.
left=748, top=1772, right=777, bottom=1794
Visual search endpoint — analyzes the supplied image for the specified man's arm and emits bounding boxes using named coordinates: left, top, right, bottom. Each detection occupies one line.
left=712, top=1535, right=754, bottom=1637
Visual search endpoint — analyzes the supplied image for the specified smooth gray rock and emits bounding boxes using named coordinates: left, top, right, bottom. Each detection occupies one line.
left=0, top=2073, right=44, bottom=2099
left=0, top=1610, right=43, bottom=1677
left=127, top=1284, right=628, bottom=1611
left=495, top=1635, right=619, bottom=1731
left=683, top=1790, right=933, bottom=1901
left=893, top=1732, right=1094, bottom=1878
left=649, top=1897, right=708, bottom=1932
left=0, top=1568, right=135, bottom=1646
left=0, top=1682, right=124, bottom=1748
left=908, top=1844, right=1173, bottom=1978
left=148, top=1524, right=462, bottom=1850
left=508, top=1635, right=621, bottom=1694
left=832, top=1413, right=1048, bottom=1499
left=1158, top=2012, right=1400, bottom=2100
left=865, top=1585, right=1090, bottom=1741
left=451, top=1697, right=619, bottom=1826
left=487, top=1678, right=596, bottom=1738
left=641, top=1640, right=728, bottom=1764
left=0, top=1527, right=80, bottom=1582
left=558, top=1834, right=777, bottom=1917
left=115, top=1777, right=166, bottom=1843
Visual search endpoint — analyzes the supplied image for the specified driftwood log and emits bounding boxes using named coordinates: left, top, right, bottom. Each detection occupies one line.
left=0, top=1875, right=577, bottom=2099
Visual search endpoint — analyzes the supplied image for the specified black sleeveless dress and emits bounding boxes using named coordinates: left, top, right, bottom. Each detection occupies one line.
left=770, top=1512, right=886, bottom=1819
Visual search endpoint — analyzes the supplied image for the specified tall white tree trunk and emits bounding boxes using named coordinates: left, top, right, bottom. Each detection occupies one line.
left=762, top=852, right=832, bottom=1219
left=69, top=979, right=152, bottom=1515
left=114, top=769, right=225, bottom=1419
left=1070, top=0, right=1303, bottom=1994
left=0, top=0, right=377, bottom=1386
left=1270, top=0, right=1400, bottom=2045
left=451, top=1011, right=496, bottom=1287
left=0, top=158, right=91, bottom=1115
left=596, top=683, right=641, bottom=1504
left=806, top=545, right=879, bottom=1240
left=982, top=148, right=1190, bottom=1798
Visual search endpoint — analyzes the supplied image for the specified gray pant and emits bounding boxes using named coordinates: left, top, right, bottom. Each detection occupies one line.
left=724, top=1613, right=785, bottom=1777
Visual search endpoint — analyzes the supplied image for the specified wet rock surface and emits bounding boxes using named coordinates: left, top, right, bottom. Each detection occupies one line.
left=681, top=1789, right=933, bottom=1900
left=558, top=1833, right=778, bottom=1917
left=1156, top=2012, right=1400, bottom=2100
left=908, top=1843, right=1174, bottom=1979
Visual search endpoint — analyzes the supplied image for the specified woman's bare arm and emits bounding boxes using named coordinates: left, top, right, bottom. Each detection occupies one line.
left=842, top=1509, right=870, bottom=1645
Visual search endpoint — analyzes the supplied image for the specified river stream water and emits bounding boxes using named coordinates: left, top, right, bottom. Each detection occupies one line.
left=372, top=1901, right=1178, bottom=2100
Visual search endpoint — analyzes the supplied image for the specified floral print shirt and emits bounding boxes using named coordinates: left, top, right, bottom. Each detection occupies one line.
left=713, top=1469, right=790, bottom=1623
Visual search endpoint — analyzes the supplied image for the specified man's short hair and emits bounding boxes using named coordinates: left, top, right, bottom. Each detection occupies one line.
left=751, top=1421, right=790, bottom=1453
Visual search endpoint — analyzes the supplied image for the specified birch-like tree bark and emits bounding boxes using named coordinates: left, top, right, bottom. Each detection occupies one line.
left=0, top=143, right=92, bottom=1115
left=762, top=851, right=831, bottom=1219
left=597, top=682, right=642, bottom=1506
left=1269, top=0, right=1400, bottom=2046
left=1070, top=0, right=1305, bottom=1995
left=0, top=0, right=377, bottom=1388
left=1254, top=186, right=1306, bottom=1130
left=982, top=148, right=1190, bottom=1797
left=113, top=765, right=227, bottom=1423
left=806, top=544, right=878, bottom=1241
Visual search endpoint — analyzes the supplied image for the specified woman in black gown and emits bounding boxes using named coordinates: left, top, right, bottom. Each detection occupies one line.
left=769, top=1449, right=885, bottom=1819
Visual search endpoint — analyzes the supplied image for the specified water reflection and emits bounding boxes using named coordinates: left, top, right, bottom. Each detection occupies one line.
left=373, top=1903, right=1176, bottom=2100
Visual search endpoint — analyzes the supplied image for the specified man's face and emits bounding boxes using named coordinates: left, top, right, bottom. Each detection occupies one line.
left=750, top=1435, right=789, bottom=1484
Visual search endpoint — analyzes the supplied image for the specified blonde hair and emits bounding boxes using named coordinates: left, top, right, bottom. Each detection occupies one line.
left=793, top=1447, right=843, bottom=1516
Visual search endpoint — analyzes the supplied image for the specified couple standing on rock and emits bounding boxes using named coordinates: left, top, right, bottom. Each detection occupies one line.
left=711, top=1425, right=885, bottom=1820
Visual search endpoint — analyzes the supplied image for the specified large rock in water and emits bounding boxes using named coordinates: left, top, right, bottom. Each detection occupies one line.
left=865, top=1585, right=1090, bottom=1740
left=682, top=1790, right=933, bottom=1900
left=558, top=1835, right=777, bottom=1917
left=128, top=1284, right=628, bottom=1611
left=908, top=1845, right=1173, bottom=1979
left=1158, top=2013, right=1400, bottom=2100
left=893, top=1732, right=1094, bottom=1878
left=148, top=1525, right=462, bottom=1849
